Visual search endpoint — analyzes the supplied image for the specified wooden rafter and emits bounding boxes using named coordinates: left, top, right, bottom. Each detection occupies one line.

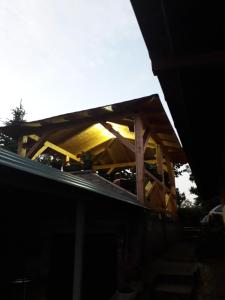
left=101, top=122, right=135, bottom=153
left=44, top=141, right=80, bottom=162
left=26, top=132, right=50, bottom=158
left=28, top=135, right=80, bottom=162
left=32, top=145, right=48, bottom=160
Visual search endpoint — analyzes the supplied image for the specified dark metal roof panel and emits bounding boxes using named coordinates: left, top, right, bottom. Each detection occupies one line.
left=0, top=148, right=143, bottom=207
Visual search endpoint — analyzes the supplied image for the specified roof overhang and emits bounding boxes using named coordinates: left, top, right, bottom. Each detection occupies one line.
left=131, top=1, right=225, bottom=200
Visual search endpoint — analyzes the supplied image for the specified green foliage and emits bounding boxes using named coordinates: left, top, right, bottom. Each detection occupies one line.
left=0, top=101, right=26, bottom=153
left=174, top=163, right=185, bottom=177
left=176, top=188, right=186, bottom=207
left=4, top=101, right=26, bottom=126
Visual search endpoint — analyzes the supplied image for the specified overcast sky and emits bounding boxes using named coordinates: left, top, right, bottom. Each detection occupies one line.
left=0, top=0, right=194, bottom=200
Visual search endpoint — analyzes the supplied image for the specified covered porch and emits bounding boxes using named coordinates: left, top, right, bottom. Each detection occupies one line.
left=1, top=95, right=186, bottom=214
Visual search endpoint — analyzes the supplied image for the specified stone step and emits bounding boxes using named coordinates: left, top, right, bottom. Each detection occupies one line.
left=152, top=260, right=198, bottom=276
left=155, top=283, right=193, bottom=294
left=154, top=283, right=193, bottom=300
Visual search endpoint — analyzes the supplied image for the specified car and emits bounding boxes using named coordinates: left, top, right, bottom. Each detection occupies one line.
left=200, top=204, right=224, bottom=227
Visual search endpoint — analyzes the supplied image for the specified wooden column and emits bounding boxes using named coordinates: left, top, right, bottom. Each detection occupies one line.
left=165, top=156, right=177, bottom=212
left=17, top=136, right=28, bottom=157
left=165, top=156, right=176, bottom=194
left=156, top=144, right=164, bottom=178
left=72, top=199, right=85, bottom=300
left=156, top=144, right=165, bottom=207
left=135, top=116, right=145, bottom=204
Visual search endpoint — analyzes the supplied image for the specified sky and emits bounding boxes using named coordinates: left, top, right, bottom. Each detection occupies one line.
left=0, top=0, right=194, bottom=201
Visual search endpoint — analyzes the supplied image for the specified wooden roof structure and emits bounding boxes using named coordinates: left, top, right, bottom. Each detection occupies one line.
left=1, top=94, right=187, bottom=213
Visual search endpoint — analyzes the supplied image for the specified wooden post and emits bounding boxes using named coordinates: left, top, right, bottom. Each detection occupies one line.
left=165, top=156, right=177, bottom=212
left=17, top=136, right=28, bottom=157
left=135, top=116, right=145, bottom=204
left=72, top=199, right=85, bottom=300
left=156, top=144, right=165, bottom=207
left=156, top=144, right=163, bottom=177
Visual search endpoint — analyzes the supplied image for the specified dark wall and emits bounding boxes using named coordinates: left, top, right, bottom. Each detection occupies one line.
left=0, top=164, right=181, bottom=300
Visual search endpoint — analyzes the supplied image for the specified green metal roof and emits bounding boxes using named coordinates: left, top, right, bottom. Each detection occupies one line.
left=0, top=148, right=142, bottom=207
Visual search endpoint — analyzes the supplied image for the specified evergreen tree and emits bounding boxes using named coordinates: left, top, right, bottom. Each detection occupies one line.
left=0, top=101, right=26, bottom=153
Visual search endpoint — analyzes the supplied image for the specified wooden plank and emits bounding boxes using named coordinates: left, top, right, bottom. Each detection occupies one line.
left=135, top=116, right=145, bottom=204
left=101, top=122, right=135, bottom=153
left=17, top=135, right=28, bottom=157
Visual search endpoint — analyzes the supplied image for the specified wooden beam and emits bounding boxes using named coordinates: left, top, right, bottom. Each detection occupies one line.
left=107, top=167, right=115, bottom=174
left=152, top=51, right=225, bottom=73
left=165, top=155, right=176, bottom=196
left=29, top=136, right=80, bottom=162
left=145, top=181, right=157, bottom=199
left=157, top=184, right=166, bottom=209
left=17, top=135, right=28, bottom=157
left=166, top=193, right=177, bottom=213
left=145, top=169, right=170, bottom=193
left=143, top=128, right=151, bottom=152
left=26, top=133, right=49, bottom=158
left=106, top=139, right=116, bottom=163
left=32, top=145, right=48, bottom=160
left=162, top=140, right=180, bottom=148
left=101, top=122, right=135, bottom=153
left=93, top=159, right=156, bottom=170
left=135, top=117, right=145, bottom=204
left=156, top=144, right=164, bottom=176
left=29, top=134, right=40, bottom=142
left=156, top=144, right=166, bottom=205
left=44, top=141, right=79, bottom=162
left=150, top=131, right=179, bottom=170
